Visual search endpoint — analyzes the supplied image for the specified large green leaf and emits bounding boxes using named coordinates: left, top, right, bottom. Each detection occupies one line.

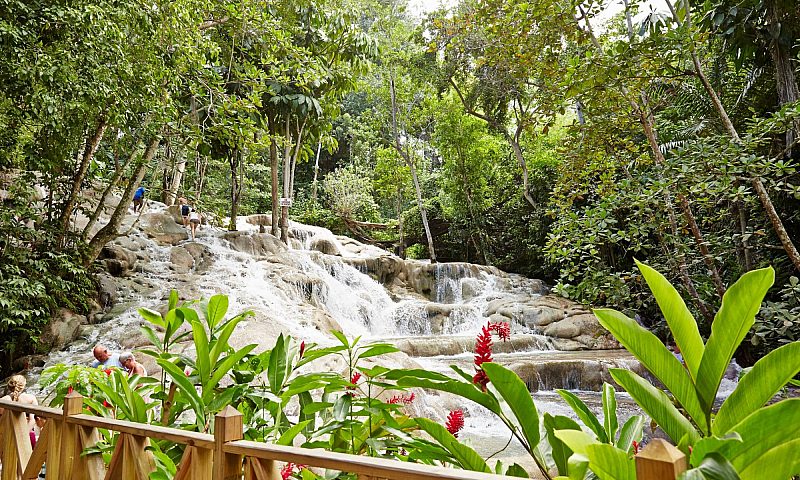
left=713, top=341, right=800, bottom=434
left=679, top=453, right=740, bottom=480
left=602, top=383, right=618, bottom=444
left=615, top=415, right=645, bottom=454
left=396, top=376, right=501, bottom=415
left=715, top=399, right=800, bottom=477
left=636, top=259, right=705, bottom=382
left=209, top=312, right=251, bottom=366
left=556, top=389, right=607, bottom=443
left=696, top=267, right=774, bottom=414
left=544, top=414, right=582, bottom=475
left=609, top=369, right=700, bottom=444
left=595, top=308, right=707, bottom=433
left=203, top=344, right=256, bottom=403
left=554, top=429, right=599, bottom=455
left=191, top=319, right=211, bottom=384
left=690, top=433, right=742, bottom=466
left=415, top=417, right=491, bottom=473
left=157, top=358, right=205, bottom=430
left=584, top=444, right=636, bottom=480
left=483, top=362, right=541, bottom=449
left=268, top=334, right=288, bottom=394
left=737, top=439, right=800, bottom=480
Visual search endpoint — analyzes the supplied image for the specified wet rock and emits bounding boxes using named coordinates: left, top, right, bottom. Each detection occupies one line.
left=40, top=309, right=88, bottom=349
left=246, top=214, right=273, bottom=233
left=183, top=242, right=213, bottom=271
left=309, top=236, right=341, bottom=256
left=140, top=212, right=189, bottom=245
left=99, top=244, right=137, bottom=277
left=96, top=273, right=118, bottom=311
left=170, top=246, right=195, bottom=273
left=166, top=204, right=184, bottom=224
left=460, top=278, right=483, bottom=300
left=224, top=231, right=286, bottom=256
left=12, top=354, right=47, bottom=371
left=544, top=319, right=582, bottom=339
left=523, top=306, right=566, bottom=328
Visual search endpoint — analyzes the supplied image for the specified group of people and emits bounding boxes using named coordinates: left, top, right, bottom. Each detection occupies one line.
left=91, top=343, right=147, bottom=376
left=178, top=196, right=202, bottom=240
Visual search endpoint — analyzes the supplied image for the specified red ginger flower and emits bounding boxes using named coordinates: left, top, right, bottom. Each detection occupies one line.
left=350, top=372, right=361, bottom=385
left=104, top=368, right=113, bottom=376
left=473, top=324, right=494, bottom=390
left=445, top=409, right=465, bottom=437
left=488, top=322, right=511, bottom=342
left=632, top=440, right=639, bottom=455
left=388, top=392, right=415, bottom=405
left=299, top=341, right=306, bottom=359
left=280, top=462, right=305, bottom=480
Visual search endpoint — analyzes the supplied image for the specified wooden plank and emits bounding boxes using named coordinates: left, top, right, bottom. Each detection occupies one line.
left=104, top=433, right=155, bottom=480
left=68, top=414, right=215, bottom=449
left=45, top=418, right=64, bottom=480
left=212, top=406, right=244, bottom=480
left=243, top=457, right=279, bottom=480
left=174, top=446, right=213, bottom=480
left=635, top=439, right=687, bottom=480
left=22, top=421, right=49, bottom=480
left=0, top=399, right=63, bottom=419
left=1, top=410, right=33, bottom=480
left=224, top=441, right=516, bottom=480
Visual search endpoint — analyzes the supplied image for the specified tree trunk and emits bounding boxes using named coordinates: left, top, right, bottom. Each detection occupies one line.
left=165, top=145, right=187, bottom=206
left=280, top=117, right=292, bottom=244
left=58, top=117, right=108, bottom=243
left=268, top=116, right=280, bottom=237
left=389, top=74, right=436, bottom=262
left=396, top=192, right=405, bottom=258
left=311, top=141, right=322, bottom=205
left=505, top=130, right=536, bottom=208
left=766, top=0, right=800, bottom=152
left=229, top=150, right=240, bottom=231
left=84, top=137, right=159, bottom=265
left=82, top=143, right=141, bottom=241
left=679, top=195, right=727, bottom=297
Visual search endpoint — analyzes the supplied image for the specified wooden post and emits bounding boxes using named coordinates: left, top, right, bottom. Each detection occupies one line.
left=22, top=422, right=50, bottom=480
left=104, top=433, right=156, bottom=480
left=243, top=458, right=280, bottom=480
left=0, top=409, right=33, bottom=480
left=51, top=392, right=105, bottom=480
left=635, top=438, right=688, bottom=480
left=174, top=446, right=213, bottom=480
left=213, top=406, right=244, bottom=480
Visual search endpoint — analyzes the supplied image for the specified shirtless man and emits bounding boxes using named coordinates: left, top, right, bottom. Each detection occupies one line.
left=120, top=352, right=147, bottom=376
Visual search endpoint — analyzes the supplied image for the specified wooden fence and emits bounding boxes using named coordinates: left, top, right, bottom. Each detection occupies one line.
left=0, top=394, right=686, bottom=480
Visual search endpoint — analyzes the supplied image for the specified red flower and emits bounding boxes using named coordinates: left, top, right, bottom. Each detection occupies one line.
left=350, top=372, right=361, bottom=385
left=488, top=322, right=511, bottom=342
left=280, top=462, right=305, bottom=480
left=445, top=409, right=465, bottom=437
left=67, top=386, right=74, bottom=394
left=299, top=341, right=306, bottom=359
left=473, top=324, right=494, bottom=390
left=387, top=392, right=415, bottom=405
left=103, top=400, right=112, bottom=408
left=632, top=440, right=639, bottom=455
left=104, top=369, right=112, bottom=376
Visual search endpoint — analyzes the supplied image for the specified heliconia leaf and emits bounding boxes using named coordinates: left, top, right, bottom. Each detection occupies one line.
left=690, top=433, right=742, bottom=466
left=205, top=294, right=229, bottom=330
left=191, top=319, right=211, bottom=384
left=357, top=343, right=399, bottom=359
left=584, top=443, right=636, bottom=480
left=483, top=362, right=541, bottom=449
left=268, top=334, right=288, bottom=395
left=554, top=429, right=599, bottom=455
left=203, top=344, right=256, bottom=403
left=415, top=417, right=491, bottom=473
left=602, top=383, right=618, bottom=444
left=556, top=389, right=608, bottom=443
left=615, top=415, right=645, bottom=454
left=138, top=307, right=165, bottom=328
left=713, top=341, right=800, bottom=434
left=679, top=452, right=740, bottom=480
left=609, top=369, right=700, bottom=445
left=544, top=414, right=582, bottom=475
left=714, top=399, right=800, bottom=478
left=168, top=289, right=179, bottom=311
left=737, top=439, right=800, bottom=480
left=595, top=308, right=707, bottom=433
left=567, top=453, right=589, bottom=480
left=635, top=259, right=705, bottom=382
left=696, top=267, right=774, bottom=414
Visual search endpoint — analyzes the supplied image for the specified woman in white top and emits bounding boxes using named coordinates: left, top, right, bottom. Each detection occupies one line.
left=188, top=208, right=201, bottom=240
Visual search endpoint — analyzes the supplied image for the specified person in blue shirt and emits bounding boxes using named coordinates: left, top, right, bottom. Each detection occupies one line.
left=91, top=343, right=123, bottom=368
left=133, top=186, right=146, bottom=213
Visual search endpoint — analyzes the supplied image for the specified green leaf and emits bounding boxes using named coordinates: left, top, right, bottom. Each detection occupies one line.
left=635, top=259, right=705, bottom=382
left=567, top=453, right=589, bottom=480
left=615, top=415, right=645, bottom=454
left=415, top=418, right=491, bottom=473
left=556, top=389, right=607, bottom=443
left=396, top=376, right=500, bottom=415
left=168, top=289, right=179, bottom=311
left=697, top=267, right=774, bottom=414
left=715, top=399, right=800, bottom=477
left=191, top=319, right=211, bottom=385
left=203, top=345, right=256, bottom=403
left=205, top=294, right=229, bottom=330
left=609, top=369, right=700, bottom=445
left=138, top=307, right=165, bottom=328
left=357, top=344, right=399, bottom=359
left=595, top=308, right=707, bottom=433
left=157, top=359, right=205, bottom=430
left=209, top=312, right=251, bottom=366
left=680, top=452, right=740, bottom=480
left=504, top=463, right=529, bottom=478
left=277, top=420, right=312, bottom=446
left=333, top=394, right=352, bottom=422
left=482, top=363, right=541, bottom=449
left=602, top=383, right=618, bottom=443
left=713, top=341, right=800, bottom=434
left=268, top=334, right=288, bottom=394
left=690, top=433, right=742, bottom=466
left=738, top=439, right=800, bottom=480
left=584, top=443, right=636, bottom=480
left=544, top=414, right=581, bottom=475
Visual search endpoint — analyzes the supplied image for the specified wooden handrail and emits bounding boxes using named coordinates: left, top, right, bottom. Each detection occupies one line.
left=0, top=397, right=516, bottom=480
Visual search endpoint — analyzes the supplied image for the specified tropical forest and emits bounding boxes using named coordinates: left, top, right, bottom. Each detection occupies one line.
left=0, top=0, right=799, bottom=479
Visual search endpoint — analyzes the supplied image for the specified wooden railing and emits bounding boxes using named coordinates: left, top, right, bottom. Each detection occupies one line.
left=0, top=394, right=687, bottom=480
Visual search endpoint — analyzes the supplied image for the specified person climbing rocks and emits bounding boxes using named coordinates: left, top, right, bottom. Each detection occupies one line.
left=0, top=374, right=38, bottom=430
left=178, top=196, right=190, bottom=227
left=133, top=186, right=146, bottom=213
left=120, top=352, right=147, bottom=376
left=91, top=343, right=123, bottom=368
left=189, top=208, right=201, bottom=240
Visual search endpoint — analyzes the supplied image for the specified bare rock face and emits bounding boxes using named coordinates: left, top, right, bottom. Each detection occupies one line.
left=223, top=231, right=286, bottom=257
left=309, top=236, right=341, bottom=256
left=246, top=214, right=274, bottom=233
left=169, top=243, right=213, bottom=273
left=99, top=244, right=137, bottom=277
left=40, top=309, right=88, bottom=349
left=140, top=212, right=189, bottom=245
